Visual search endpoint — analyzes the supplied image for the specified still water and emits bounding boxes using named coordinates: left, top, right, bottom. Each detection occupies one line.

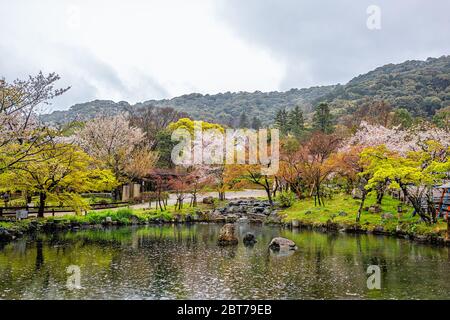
left=1, top=224, right=450, bottom=299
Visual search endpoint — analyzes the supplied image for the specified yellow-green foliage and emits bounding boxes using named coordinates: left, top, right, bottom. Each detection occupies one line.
left=361, top=142, right=450, bottom=191
left=167, top=118, right=224, bottom=134
left=281, top=193, right=447, bottom=236
left=0, top=143, right=118, bottom=214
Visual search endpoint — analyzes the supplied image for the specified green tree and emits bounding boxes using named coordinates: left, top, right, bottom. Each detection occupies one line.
left=238, top=112, right=249, bottom=128
left=155, top=130, right=176, bottom=168
left=312, top=103, right=334, bottom=134
left=0, top=142, right=117, bottom=217
left=423, top=96, right=442, bottom=116
left=275, top=108, right=289, bottom=135
left=361, top=141, right=450, bottom=224
left=251, top=116, right=262, bottom=130
left=392, top=108, right=413, bottom=129
left=288, top=105, right=305, bottom=137
left=433, top=106, right=450, bottom=131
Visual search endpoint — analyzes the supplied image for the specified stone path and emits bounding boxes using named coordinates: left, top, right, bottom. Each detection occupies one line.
left=130, top=189, right=268, bottom=210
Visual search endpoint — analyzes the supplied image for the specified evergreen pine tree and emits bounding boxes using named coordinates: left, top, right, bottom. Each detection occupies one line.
left=251, top=116, right=262, bottom=130
left=312, top=102, right=334, bottom=134
left=239, top=112, right=249, bottom=128
left=288, top=105, right=304, bottom=137
left=274, top=108, right=289, bottom=135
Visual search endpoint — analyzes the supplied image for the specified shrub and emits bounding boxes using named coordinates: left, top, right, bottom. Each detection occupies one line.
left=276, top=191, right=296, bottom=208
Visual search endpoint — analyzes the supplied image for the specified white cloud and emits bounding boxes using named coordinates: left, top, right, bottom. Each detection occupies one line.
left=1, top=0, right=449, bottom=111
left=0, top=0, right=284, bottom=109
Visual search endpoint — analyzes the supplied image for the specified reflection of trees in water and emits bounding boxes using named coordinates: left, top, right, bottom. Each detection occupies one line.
left=1, top=225, right=450, bottom=299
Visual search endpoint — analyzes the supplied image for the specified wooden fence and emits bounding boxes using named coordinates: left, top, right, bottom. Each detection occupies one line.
left=0, top=201, right=130, bottom=217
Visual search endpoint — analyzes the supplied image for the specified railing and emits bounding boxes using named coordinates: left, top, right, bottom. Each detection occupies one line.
left=0, top=201, right=131, bottom=217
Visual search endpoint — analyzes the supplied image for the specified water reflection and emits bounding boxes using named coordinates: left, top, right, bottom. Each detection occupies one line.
left=0, top=224, right=449, bottom=299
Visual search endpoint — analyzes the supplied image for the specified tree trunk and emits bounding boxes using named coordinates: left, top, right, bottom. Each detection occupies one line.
left=266, top=186, right=273, bottom=206
left=316, top=183, right=323, bottom=206
left=38, top=192, right=46, bottom=218
left=376, top=188, right=384, bottom=205
left=446, top=217, right=450, bottom=240
left=400, top=184, right=432, bottom=224
left=263, top=177, right=273, bottom=206
left=192, top=193, right=197, bottom=207
left=356, top=190, right=367, bottom=223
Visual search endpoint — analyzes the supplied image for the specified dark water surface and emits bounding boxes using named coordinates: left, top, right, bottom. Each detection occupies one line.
left=1, top=224, right=450, bottom=299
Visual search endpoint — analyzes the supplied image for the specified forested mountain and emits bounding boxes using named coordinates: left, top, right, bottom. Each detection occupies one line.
left=41, top=86, right=335, bottom=126
left=41, top=55, right=450, bottom=126
left=323, top=56, right=450, bottom=118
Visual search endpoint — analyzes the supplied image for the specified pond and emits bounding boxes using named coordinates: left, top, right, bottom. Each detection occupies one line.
left=0, top=224, right=450, bottom=299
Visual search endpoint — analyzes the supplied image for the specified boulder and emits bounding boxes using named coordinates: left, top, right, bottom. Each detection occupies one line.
left=291, top=219, right=300, bottom=228
left=253, top=206, right=265, bottom=213
left=130, top=215, right=140, bottom=225
left=381, top=213, right=394, bottom=220
left=268, top=237, right=297, bottom=251
left=202, top=196, right=215, bottom=204
left=0, top=228, right=13, bottom=242
left=237, top=217, right=249, bottom=224
left=217, top=223, right=238, bottom=245
left=368, top=205, right=381, bottom=213
left=104, top=216, right=113, bottom=224
left=243, top=232, right=257, bottom=245
left=351, top=188, right=363, bottom=199
left=225, top=214, right=239, bottom=223
left=372, top=226, right=385, bottom=234
left=338, top=211, right=348, bottom=217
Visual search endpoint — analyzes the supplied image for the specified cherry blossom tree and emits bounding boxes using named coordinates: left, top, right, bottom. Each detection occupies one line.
left=346, top=121, right=450, bottom=155
left=0, top=72, right=70, bottom=172
left=76, top=114, right=157, bottom=199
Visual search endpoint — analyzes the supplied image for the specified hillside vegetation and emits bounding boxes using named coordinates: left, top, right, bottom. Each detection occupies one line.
left=41, top=55, right=450, bottom=126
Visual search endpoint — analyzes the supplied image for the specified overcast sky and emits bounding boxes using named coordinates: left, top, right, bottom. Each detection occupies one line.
left=1, top=0, right=449, bottom=111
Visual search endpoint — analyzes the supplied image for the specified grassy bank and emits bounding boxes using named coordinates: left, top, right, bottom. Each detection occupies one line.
left=279, top=193, right=448, bottom=239
left=1, top=194, right=449, bottom=246
left=0, top=203, right=218, bottom=242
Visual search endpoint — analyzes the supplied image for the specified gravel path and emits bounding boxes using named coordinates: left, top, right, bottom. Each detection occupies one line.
left=26, top=189, right=268, bottom=217
left=130, top=189, right=268, bottom=210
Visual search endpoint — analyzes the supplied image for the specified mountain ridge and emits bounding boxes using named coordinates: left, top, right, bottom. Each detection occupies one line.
left=41, top=55, right=450, bottom=125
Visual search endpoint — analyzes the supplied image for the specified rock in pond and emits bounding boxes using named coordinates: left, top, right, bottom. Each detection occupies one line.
left=268, top=237, right=297, bottom=251
left=243, top=232, right=257, bottom=245
left=217, top=223, right=238, bottom=246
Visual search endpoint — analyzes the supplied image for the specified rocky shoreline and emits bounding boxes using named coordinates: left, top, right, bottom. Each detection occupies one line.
left=288, top=219, right=450, bottom=247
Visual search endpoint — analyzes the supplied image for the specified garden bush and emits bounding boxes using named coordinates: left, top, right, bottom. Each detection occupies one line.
left=276, top=191, right=296, bottom=208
